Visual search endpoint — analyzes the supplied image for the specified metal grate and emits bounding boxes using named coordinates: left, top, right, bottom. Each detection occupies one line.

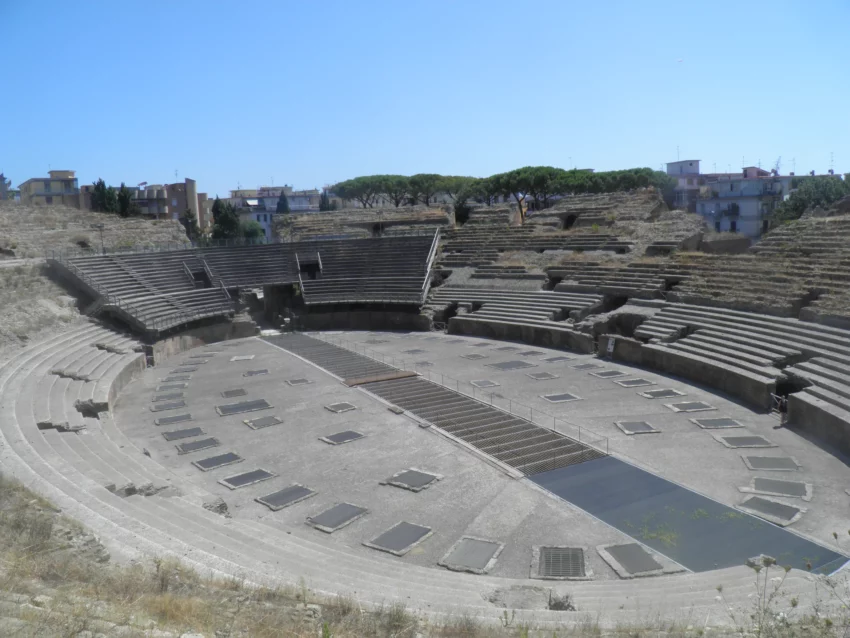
left=486, top=360, right=536, bottom=371
left=156, top=383, right=187, bottom=391
left=243, top=369, right=269, bottom=377
left=162, top=427, right=204, bottom=441
left=691, top=417, right=742, bottom=429
left=172, top=366, right=198, bottom=373
left=590, top=370, right=626, bottom=378
left=176, top=437, right=219, bottom=455
left=539, top=547, right=586, bottom=578
left=542, top=392, right=581, bottom=403
left=403, top=349, right=426, bottom=355
left=572, top=363, right=600, bottom=370
left=230, top=355, right=255, bottom=362
left=321, top=430, right=364, bottom=445
left=460, top=353, right=488, bottom=360
left=544, top=355, right=573, bottom=362
left=665, top=401, right=715, bottom=413
left=221, top=388, right=247, bottom=398
left=150, top=400, right=187, bottom=412
left=517, top=350, right=543, bottom=356
left=256, top=484, right=316, bottom=511
left=471, top=379, right=500, bottom=388
left=614, top=378, right=654, bottom=388
left=219, top=468, right=276, bottom=489
left=152, top=392, right=184, bottom=402
left=193, top=452, right=242, bottom=471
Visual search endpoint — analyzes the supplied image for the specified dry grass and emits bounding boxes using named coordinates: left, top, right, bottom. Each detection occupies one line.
left=1, top=475, right=846, bottom=637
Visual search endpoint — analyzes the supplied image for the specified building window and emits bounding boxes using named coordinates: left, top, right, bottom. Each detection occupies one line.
left=44, top=181, right=51, bottom=192
left=715, top=221, right=721, bottom=232
left=687, top=178, right=694, bottom=186
left=171, top=198, right=178, bottom=207
left=45, top=196, right=53, bottom=204
left=730, top=220, right=737, bottom=232
left=730, top=183, right=735, bottom=192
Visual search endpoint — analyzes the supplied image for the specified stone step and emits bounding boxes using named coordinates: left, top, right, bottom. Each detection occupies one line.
left=686, top=333, right=789, bottom=365
left=677, top=336, right=775, bottom=368
left=664, top=341, right=782, bottom=379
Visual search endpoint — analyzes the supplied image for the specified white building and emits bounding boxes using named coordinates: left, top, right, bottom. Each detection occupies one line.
left=666, top=160, right=702, bottom=211
left=697, top=167, right=795, bottom=237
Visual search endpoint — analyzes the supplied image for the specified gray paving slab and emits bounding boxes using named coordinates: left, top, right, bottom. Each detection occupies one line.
left=664, top=401, right=716, bottom=413
left=438, top=536, right=504, bottom=574
left=638, top=388, right=686, bottom=399
left=162, top=427, right=204, bottom=441
left=307, top=503, right=368, bottom=533
left=382, top=468, right=442, bottom=492
left=219, top=468, right=276, bottom=490
left=690, top=417, right=743, bottom=429
left=221, top=388, right=247, bottom=398
left=244, top=369, right=269, bottom=377
left=486, top=360, right=536, bottom=371
left=614, top=421, right=659, bottom=435
left=324, top=402, right=356, bottom=413
left=150, top=400, right=186, bottom=412
left=741, top=455, right=801, bottom=471
left=614, top=378, right=655, bottom=388
left=599, top=543, right=663, bottom=577
left=737, top=496, right=805, bottom=526
left=256, top=484, right=316, bottom=511
left=320, top=430, right=364, bottom=445
left=364, top=521, right=433, bottom=556
left=176, top=437, right=219, bottom=455
left=216, top=399, right=272, bottom=416
left=193, top=452, right=243, bottom=471
left=243, top=415, right=283, bottom=430
left=541, top=392, right=582, bottom=403
left=154, top=413, right=192, bottom=426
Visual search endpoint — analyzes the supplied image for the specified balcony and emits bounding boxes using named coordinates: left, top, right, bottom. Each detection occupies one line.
left=719, top=203, right=740, bottom=217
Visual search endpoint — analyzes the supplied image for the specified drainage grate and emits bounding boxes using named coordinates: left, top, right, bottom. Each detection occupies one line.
left=162, top=374, right=192, bottom=382
left=738, top=496, right=802, bottom=525
left=527, top=371, right=558, bottom=381
left=486, top=360, right=536, bottom=371
left=256, top=484, right=316, bottom=511
left=439, top=537, right=504, bottom=574
left=152, top=392, right=184, bottom=402
left=325, top=402, right=356, bottom=413
left=384, top=469, right=440, bottom=492
left=219, top=468, right=276, bottom=490
left=718, top=435, right=775, bottom=448
left=544, top=356, right=574, bottom=362
left=496, top=346, right=520, bottom=351
left=176, top=437, right=219, bottom=455
left=461, top=353, right=488, bottom=360
left=742, top=456, right=800, bottom=471
left=665, top=401, right=716, bottom=413
left=414, top=361, right=433, bottom=367
left=193, top=452, right=243, bottom=471
left=189, top=353, right=214, bottom=359
left=244, top=415, right=283, bottom=430
left=541, top=392, right=581, bottom=403
left=221, top=388, right=247, bottom=398
left=365, top=339, right=388, bottom=344
left=539, top=547, right=586, bottom=579
left=150, top=400, right=187, bottom=412
left=243, top=369, right=269, bottom=377
left=184, top=359, right=208, bottom=365
left=751, top=477, right=809, bottom=499
left=308, top=503, right=368, bottom=533
left=320, top=430, right=364, bottom=445
left=172, top=366, right=198, bottom=373
left=446, top=339, right=465, bottom=344
left=155, top=413, right=192, bottom=426
left=162, top=427, right=204, bottom=441
left=403, top=349, right=426, bottom=355
left=691, top=417, right=742, bottom=429
left=572, top=363, right=600, bottom=370
left=639, top=388, right=685, bottom=399
left=471, top=379, right=500, bottom=388
left=517, top=350, right=543, bottom=356
left=471, top=342, right=492, bottom=348
left=216, top=399, right=272, bottom=416
left=156, top=383, right=187, bottom=391
left=604, top=543, right=662, bottom=575
left=230, top=355, right=255, bottom=362
left=590, top=370, right=626, bottom=378
left=615, top=421, right=659, bottom=435
left=287, top=378, right=312, bottom=386
left=614, top=378, right=654, bottom=388
left=364, top=521, right=433, bottom=556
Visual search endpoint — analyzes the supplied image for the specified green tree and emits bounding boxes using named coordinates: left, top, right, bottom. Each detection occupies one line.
left=378, top=175, right=410, bottom=207
left=276, top=191, right=291, bottom=213
left=332, top=176, right=383, bottom=208
left=319, top=189, right=330, bottom=211
left=408, top=173, right=442, bottom=206
left=116, top=182, right=137, bottom=217
left=240, top=220, right=265, bottom=240
left=90, top=178, right=118, bottom=213
left=180, top=208, right=201, bottom=240
left=774, top=175, right=850, bottom=223
left=211, top=197, right=240, bottom=240
left=489, top=169, right=529, bottom=211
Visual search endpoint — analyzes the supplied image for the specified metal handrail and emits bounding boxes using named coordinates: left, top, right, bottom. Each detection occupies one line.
left=421, top=229, right=441, bottom=304
left=311, top=332, right=609, bottom=456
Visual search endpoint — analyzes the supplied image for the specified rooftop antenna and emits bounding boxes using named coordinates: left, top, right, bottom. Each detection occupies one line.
left=758, top=159, right=761, bottom=169
left=773, top=157, right=782, bottom=175
left=830, top=152, right=834, bottom=172
left=792, top=158, right=796, bottom=173
left=677, top=146, right=680, bottom=161
left=175, top=169, right=179, bottom=182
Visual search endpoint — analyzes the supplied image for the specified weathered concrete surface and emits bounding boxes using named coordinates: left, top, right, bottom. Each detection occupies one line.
left=300, top=309, right=430, bottom=332
left=449, top=316, right=594, bottom=353
left=787, top=391, right=850, bottom=455
left=151, top=318, right=259, bottom=365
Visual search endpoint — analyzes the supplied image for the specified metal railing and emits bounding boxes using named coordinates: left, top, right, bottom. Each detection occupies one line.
left=310, top=332, right=609, bottom=456
left=421, top=229, right=441, bottom=304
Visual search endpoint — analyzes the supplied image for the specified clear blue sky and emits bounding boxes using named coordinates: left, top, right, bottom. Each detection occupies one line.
left=3, top=0, right=848, bottom=198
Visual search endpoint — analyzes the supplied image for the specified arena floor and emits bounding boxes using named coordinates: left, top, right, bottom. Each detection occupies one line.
left=113, top=331, right=850, bottom=580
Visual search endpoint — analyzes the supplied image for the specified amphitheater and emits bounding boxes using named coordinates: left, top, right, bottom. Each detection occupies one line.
left=2, top=192, right=850, bottom=632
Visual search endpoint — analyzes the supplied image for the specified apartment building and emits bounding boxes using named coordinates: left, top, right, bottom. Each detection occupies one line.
left=18, top=170, right=80, bottom=206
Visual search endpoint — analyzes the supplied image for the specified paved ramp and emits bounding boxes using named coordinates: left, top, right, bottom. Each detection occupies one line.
left=531, top=456, right=846, bottom=573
